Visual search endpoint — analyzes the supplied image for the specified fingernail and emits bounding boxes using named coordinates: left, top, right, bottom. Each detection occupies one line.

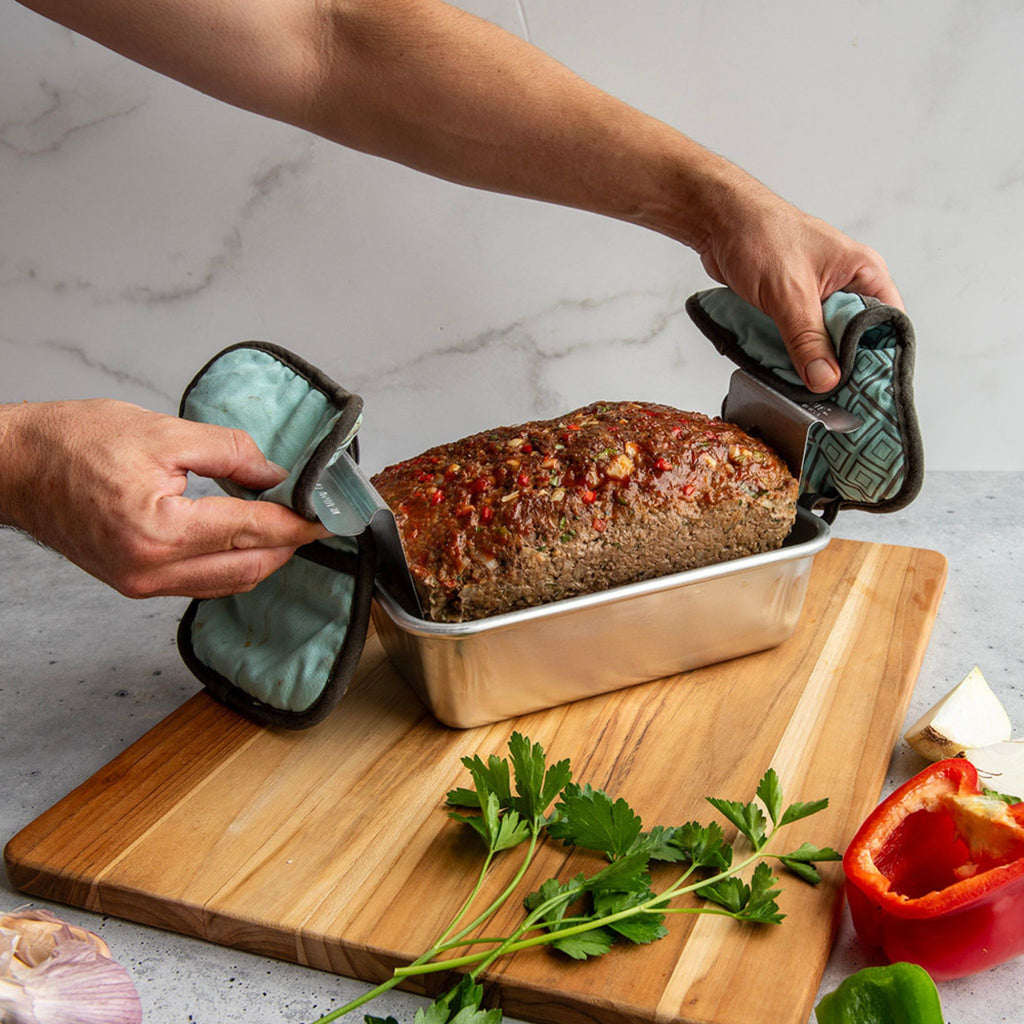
left=267, top=461, right=290, bottom=482
left=805, top=359, right=839, bottom=392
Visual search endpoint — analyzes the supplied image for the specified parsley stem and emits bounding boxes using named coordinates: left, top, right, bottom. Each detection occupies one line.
left=443, top=827, right=541, bottom=948
left=397, top=878, right=593, bottom=981
left=661, top=905, right=757, bottom=918
left=653, top=837, right=773, bottom=906
left=398, top=881, right=583, bottom=984
left=307, top=879, right=501, bottom=1024
left=309, top=829, right=542, bottom=1023
left=306, top=974, right=408, bottom=1023
left=394, top=832, right=787, bottom=982
left=434, top=848, right=498, bottom=948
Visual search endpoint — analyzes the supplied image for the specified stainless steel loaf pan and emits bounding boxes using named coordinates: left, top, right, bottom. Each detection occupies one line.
left=370, top=506, right=830, bottom=728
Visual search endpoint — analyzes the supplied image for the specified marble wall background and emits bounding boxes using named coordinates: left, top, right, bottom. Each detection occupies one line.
left=2, top=0, right=1022, bottom=474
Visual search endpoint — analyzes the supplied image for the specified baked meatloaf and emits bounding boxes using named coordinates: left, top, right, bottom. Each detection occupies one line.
left=371, top=401, right=798, bottom=622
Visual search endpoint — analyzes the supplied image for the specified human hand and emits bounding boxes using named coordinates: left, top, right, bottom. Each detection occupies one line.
left=0, top=399, right=329, bottom=599
left=694, top=172, right=903, bottom=392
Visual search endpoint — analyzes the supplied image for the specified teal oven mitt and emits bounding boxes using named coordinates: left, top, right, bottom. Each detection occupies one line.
left=176, top=342, right=377, bottom=729
left=686, top=288, right=923, bottom=520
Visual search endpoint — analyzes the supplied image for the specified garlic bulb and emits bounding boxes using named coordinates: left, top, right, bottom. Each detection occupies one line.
left=0, top=909, right=141, bottom=1024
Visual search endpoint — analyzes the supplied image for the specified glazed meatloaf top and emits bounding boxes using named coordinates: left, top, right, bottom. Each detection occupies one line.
left=370, top=401, right=798, bottom=622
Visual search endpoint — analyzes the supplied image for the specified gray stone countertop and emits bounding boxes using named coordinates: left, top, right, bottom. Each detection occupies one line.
left=3, top=471, right=1022, bottom=1023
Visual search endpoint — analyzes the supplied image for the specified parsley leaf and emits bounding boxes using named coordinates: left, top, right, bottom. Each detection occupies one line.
left=547, top=783, right=643, bottom=858
left=696, top=875, right=746, bottom=914
left=446, top=754, right=513, bottom=810
left=582, top=845, right=653, bottom=892
left=526, top=873, right=665, bottom=956
left=523, top=876, right=618, bottom=958
left=705, top=795, right=768, bottom=850
left=777, top=859, right=823, bottom=885
left=366, top=1002, right=501, bottom=1024
left=664, top=821, right=732, bottom=872
left=507, top=732, right=573, bottom=827
left=778, top=798, right=830, bottom=827
left=548, top=927, right=616, bottom=960
left=444, top=787, right=483, bottom=810
left=523, top=875, right=586, bottom=926
left=592, top=884, right=668, bottom=944
left=775, top=841, right=842, bottom=884
left=366, top=975, right=501, bottom=1024
left=415, top=976, right=501, bottom=1024
left=446, top=734, right=570, bottom=852
left=756, top=769, right=784, bottom=826
left=778, top=841, right=842, bottom=863
left=637, top=825, right=687, bottom=863
left=743, top=863, right=785, bottom=924
left=697, top=862, right=783, bottom=923
left=448, top=790, right=530, bottom=854
left=411, top=1004, right=501, bottom=1024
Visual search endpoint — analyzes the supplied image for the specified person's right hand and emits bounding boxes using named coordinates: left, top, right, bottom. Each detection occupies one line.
left=693, top=172, right=904, bottom=392
left=0, top=399, right=328, bottom=599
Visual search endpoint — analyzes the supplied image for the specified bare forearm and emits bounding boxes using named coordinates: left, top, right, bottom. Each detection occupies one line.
left=15, top=0, right=324, bottom=128
left=17, top=0, right=735, bottom=250
left=302, top=0, right=739, bottom=249
left=16, top=0, right=902, bottom=390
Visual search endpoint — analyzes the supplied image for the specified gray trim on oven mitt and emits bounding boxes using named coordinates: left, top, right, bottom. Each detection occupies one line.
left=686, top=288, right=923, bottom=515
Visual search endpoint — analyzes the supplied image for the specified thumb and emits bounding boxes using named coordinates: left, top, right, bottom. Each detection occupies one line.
left=772, top=305, right=840, bottom=393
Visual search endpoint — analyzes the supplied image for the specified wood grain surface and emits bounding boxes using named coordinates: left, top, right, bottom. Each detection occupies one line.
left=4, top=538, right=947, bottom=1024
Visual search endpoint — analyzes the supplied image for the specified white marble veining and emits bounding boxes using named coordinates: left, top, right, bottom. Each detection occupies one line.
left=3, top=1, right=1024, bottom=471
left=3, top=0, right=1024, bottom=1021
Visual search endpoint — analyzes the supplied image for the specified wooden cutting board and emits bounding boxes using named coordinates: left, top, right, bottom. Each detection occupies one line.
left=5, top=538, right=946, bottom=1024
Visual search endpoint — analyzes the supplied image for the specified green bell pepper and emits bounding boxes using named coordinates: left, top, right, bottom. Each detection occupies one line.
left=814, top=963, right=943, bottom=1024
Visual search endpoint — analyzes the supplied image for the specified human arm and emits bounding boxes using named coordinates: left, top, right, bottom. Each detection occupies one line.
left=17, top=0, right=901, bottom=390
left=0, top=400, right=327, bottom=599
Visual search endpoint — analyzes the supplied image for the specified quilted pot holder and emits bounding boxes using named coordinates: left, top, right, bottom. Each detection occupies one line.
left=687, top=288, right=923, bottom=519
left=176, top=342, right=375, bottom=729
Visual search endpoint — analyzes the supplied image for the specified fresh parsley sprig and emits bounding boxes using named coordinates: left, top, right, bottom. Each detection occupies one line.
left=308, top=735, right=840, bottom=1024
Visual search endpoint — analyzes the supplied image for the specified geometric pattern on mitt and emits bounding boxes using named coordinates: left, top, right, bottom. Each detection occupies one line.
left=802, top=348, right=906, bottom=504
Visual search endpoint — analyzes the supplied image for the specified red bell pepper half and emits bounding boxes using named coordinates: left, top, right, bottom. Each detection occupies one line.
left=844, top=757, right=1024, bottom=981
